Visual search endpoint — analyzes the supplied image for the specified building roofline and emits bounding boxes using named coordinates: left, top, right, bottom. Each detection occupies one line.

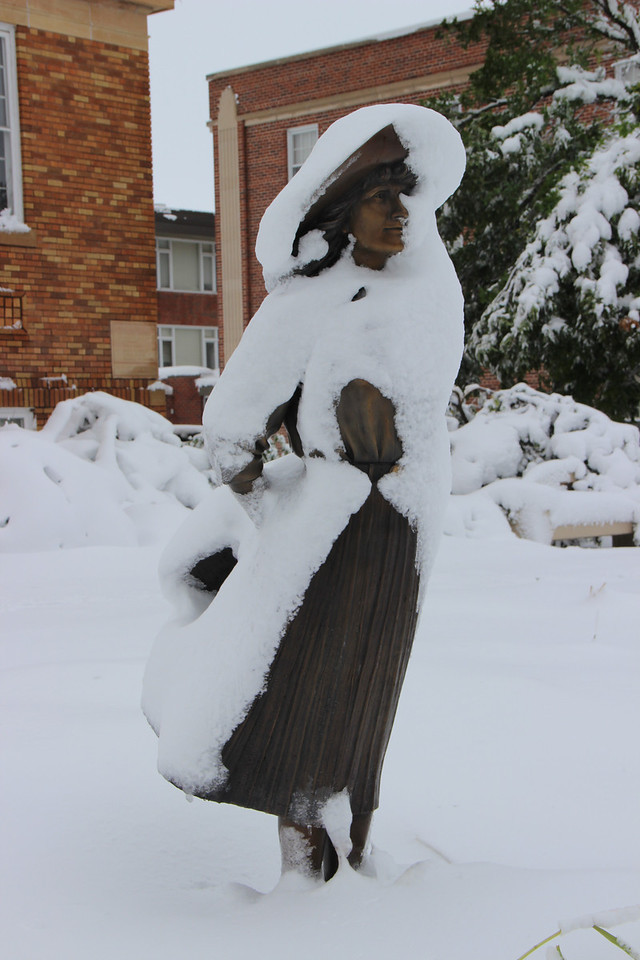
left=205, top=9, right=473, bottom=82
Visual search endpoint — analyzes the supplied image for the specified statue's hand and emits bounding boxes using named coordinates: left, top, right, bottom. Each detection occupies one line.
left=227, top=434, right=269, bottom=494
left=231, top=474, right=268, bottom=526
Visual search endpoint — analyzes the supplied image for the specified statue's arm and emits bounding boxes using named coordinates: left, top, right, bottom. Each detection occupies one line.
left=226, top=398, right=293, bottom=494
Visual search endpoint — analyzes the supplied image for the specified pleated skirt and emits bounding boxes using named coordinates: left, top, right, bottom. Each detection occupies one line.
left=203, top=483, right=420, bottom=824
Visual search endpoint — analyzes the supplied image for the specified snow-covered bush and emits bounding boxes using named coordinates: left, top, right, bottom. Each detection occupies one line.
left=0, top=392, right=215, bottom=552
left=448, top=383, right=640, bottom=544
left=450, top=383, right=640, bottom=494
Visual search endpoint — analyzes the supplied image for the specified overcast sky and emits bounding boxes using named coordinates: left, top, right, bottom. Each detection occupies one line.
left=148, top=0, right=470, bottom=212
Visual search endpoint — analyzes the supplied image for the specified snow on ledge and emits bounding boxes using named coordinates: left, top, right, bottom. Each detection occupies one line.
left=0, top=208, right=30, bottom=233
left=158, top=365, right=218, bottom=379
left=148, top=380, right=174, bottom=395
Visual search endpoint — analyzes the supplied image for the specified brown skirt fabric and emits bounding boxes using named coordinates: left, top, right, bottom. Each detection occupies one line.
left=202, top=483, right=420, bottom=824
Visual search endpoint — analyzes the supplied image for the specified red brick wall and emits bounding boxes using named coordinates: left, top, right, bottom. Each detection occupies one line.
left=213, top=27, right=483, bottom=116
left=156, top=292, right=224, bottom=367
left=157, top=291, right=219, bottom=326
left=0, top=26, right=160, bottom=420
left=163, top=375, right=206, bottom=424
left=209, top=22, right=486, bottom=328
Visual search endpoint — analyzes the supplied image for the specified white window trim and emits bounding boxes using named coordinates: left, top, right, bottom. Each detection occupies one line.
left=0, top=23, right=24, bottom=221
left=287, top=123, right=318, bottom=180
left=0, top=406, right=35, bottom=429
left=155, top=237, right=217, bottom=294
left=614, top=56, right=640, bottom=87
left=158, top=325, right=219, bottom=371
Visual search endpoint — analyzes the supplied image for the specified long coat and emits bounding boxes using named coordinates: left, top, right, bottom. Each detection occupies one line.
left=142, top=103, right=466, bottom=808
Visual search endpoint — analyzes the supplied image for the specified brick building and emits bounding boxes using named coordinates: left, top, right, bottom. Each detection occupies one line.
left=154, top=206, right=220, bottom=424
left=207, top=16, right=485, bottom=362
left=0, top=0, right=173, bottom=427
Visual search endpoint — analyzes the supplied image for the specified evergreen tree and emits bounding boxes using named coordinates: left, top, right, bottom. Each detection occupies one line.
left=431, top=0, right=640, bottom=419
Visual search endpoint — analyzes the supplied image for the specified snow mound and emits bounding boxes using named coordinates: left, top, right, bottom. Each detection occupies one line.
left=449, top=384, right=640, bottom=543
left=0, top=392, right=214, bottom=552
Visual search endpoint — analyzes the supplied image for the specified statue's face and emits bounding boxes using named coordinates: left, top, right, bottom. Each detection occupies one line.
left=348, top=183, right=409, bottom=270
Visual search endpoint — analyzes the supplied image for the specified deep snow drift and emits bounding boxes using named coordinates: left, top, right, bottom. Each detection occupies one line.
left=0, top=392, right=213, bottom=552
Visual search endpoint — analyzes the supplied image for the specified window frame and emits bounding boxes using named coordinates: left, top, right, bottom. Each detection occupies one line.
left=0, top=406, right=35, bottom=429
left=155, top=237, right=217, bottom=294
left=614, top=57, right=640, bottom=86
left=157, top=324, right=219, bottom=371
left=0, top=23, right=24, bottom=221
left=287, top=123, right=318, bottom=180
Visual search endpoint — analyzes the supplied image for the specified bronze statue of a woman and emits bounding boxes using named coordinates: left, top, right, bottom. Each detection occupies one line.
left=143, top=104, right=466, bottom=883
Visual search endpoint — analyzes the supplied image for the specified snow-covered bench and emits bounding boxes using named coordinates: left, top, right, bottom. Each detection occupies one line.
left=485, top=479, right=639, bottom=547
left=551, top=520, right=634, bottom=546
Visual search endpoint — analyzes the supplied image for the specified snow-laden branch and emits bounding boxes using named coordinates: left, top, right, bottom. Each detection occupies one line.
left=478, top=125, right=640, bottom=338
left=589, top=0, right=640, bottom=52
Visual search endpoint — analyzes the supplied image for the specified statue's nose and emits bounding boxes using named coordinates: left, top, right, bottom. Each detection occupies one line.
left=392, top=196, right=409, bottom=220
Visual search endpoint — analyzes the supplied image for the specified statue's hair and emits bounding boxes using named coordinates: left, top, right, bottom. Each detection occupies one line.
left=293, top=161, right=418, bottom=278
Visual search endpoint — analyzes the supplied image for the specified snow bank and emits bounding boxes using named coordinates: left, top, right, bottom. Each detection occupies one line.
left=449, top=384, right=640, bottom=543
left=0, top=392, right=214, bottom=552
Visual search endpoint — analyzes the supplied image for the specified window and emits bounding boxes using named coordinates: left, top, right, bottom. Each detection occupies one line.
left=287, top=124, right=318, bottom=180
left=0, top=407, right=35, bottom=429
left=158, top=325, right=219, bottom=370
left=614, top=57, right=640, bottom=87
left=156, top=238, right=216, bottom=293
left=0, top=24, right=23, bottom=219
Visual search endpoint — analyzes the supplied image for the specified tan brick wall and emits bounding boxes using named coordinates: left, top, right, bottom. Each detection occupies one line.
left=0, top=0, right=173, bottom=50
left=0, top=25, right=160, bottom=420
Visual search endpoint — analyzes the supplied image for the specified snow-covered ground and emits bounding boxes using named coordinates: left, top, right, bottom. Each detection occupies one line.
left=1, top=390, right=638, bottom=957
left=2, top=530, right=638, bottom=960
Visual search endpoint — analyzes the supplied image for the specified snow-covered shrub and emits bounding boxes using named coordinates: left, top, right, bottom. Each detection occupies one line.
left=0, top=425, right=139, bottom=551
left=0, top=392, right=215, bottom=552
left=42, top=391, right=214, bottom=506
left=450, top=383, right=640, bottom=495
left=449, top=384, right=640, bottom=544
left=447, top=383, right=495, bottom=428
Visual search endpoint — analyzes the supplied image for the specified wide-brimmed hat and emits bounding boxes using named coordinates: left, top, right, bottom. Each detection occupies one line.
left=298, top=124, right=408, bottom=234
left=256, top=103, right=466, bottom=287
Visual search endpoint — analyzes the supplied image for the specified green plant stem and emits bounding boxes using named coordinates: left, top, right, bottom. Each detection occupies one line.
left=514, top=930, right=561, bottom=960
left=593, top=926, right=640, bottom=959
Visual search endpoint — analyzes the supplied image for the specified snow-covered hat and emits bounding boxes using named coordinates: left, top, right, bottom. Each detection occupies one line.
left=256, top=102, right=466, bottom=288
left=296, top=123, right=409, bottom=236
